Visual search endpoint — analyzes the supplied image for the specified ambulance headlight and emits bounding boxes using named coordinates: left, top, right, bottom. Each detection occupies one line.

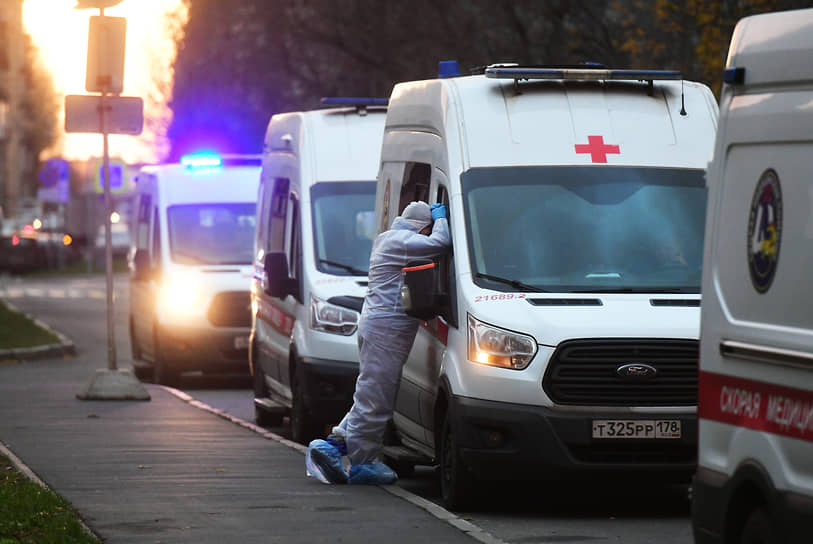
left=467, top=314, right=536, bottom=370
left=310, top=295, right=359, bottom=336
left=158, top=277, right=206, bottom=317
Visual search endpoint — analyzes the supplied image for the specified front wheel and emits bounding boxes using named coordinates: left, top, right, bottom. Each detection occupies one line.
left=153, top=331, right=180, bottom=387
left=439, top=410, right=476, bottom=511
left=290, top=368, right=322, bottom=445
left=740, top=508, right=776, bottom=544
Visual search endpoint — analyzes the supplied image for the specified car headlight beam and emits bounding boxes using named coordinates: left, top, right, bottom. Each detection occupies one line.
left=158, top=280, right=205, bottom=317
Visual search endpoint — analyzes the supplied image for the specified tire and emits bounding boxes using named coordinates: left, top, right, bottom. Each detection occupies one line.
left=740, top=507, right=776, bottom=544
left=130, top=321, right=154, bottom=381
left=439, top=410, right=476, bottom=511
left=129, top=318, right=141, bottom=361
left=152, top=331, right=180, bottom=387
left=132, top=363, right=154, bottom=382
left=253, top=358, right=284, bottom=427
left=290, top=368, right=322, bottom=445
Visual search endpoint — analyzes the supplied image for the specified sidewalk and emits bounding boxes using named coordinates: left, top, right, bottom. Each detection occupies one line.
left=0, top=355, right=495, bottom=543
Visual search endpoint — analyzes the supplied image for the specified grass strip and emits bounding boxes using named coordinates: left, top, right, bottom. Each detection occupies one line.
left=0, top=454, right=98, bottom=543
left=0, top=301, right=61, bottom=350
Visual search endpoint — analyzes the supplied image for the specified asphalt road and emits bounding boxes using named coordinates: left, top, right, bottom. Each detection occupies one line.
left=1, top=272, right=695, bottom=544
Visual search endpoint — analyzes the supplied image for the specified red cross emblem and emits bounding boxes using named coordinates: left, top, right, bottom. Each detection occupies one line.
left=575, top=135, right=620, bottom=163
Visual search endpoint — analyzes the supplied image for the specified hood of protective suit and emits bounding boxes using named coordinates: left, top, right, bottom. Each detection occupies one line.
left=393, top=201, right=432, bottom=232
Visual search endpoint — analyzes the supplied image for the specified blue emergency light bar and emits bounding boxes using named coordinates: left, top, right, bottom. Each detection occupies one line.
left=320, top=97, right=388, bottom=107
left=181, top=153, right=222, bottom=168
left=485, top=66, right=682, bottom=82
left=180, top=153, right=262, bottom=169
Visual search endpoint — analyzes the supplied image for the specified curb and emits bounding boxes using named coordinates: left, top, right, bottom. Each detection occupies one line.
left=0, top=299, right=77, bottom=362
left=161, top=386, right=509, bottom=544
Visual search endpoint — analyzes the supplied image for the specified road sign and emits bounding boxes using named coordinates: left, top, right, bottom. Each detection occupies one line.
left=86, top=16, right=126, bottom=94
left=94, top=158, right=128, bottom=194
left=37, top=159, right=71, bottom=203
left=65, top=95, right=143, bottom=135
left=39, top=158, right=70, bottom=188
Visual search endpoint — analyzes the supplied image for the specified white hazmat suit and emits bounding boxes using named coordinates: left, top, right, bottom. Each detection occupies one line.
left=332, top=201, right=451, bottom=467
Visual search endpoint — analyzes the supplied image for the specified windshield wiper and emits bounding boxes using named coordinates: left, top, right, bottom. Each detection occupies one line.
left=474, top=272, right=547, bottom=293
left=319, top=259, right=368, bottom=276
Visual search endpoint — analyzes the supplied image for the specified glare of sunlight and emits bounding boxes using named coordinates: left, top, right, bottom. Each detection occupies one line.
left=22, top=0, right=187, bottom=164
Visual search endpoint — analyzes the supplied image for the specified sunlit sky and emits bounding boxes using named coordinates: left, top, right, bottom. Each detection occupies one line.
left=23, top=0, right=187, bottom=164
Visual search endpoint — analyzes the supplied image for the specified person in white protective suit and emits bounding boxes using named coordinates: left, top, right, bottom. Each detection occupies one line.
left=306, top=200, right=451, bottom=485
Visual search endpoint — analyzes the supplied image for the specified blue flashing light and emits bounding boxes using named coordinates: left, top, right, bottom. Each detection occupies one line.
left=320, top=97, right=388, bottom=107
left=484, top=65, right=681, bottom=82
left=438, top=60, right=460, bottom=78
left=181, top=153, right=222, bottom=168
left=723, top=67, right=745, bottom=85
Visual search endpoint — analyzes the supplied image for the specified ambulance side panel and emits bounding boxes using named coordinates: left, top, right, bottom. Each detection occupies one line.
left=254, top=113, right=303, bottom=400
left=694, top=9, right=813, bottom=543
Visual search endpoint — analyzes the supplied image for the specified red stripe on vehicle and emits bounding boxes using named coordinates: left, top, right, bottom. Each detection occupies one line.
left=698, top=370, right=813, bottom=442
left=420, top=316, right=448, bottom=346
left=258, top=297, right=295, bottom=337
left=402, top=263, right=436, bottom=273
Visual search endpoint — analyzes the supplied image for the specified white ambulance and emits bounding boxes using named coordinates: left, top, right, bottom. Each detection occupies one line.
left=692, top=9, right=813, bottom=544
left=250, top=98, right=385, bottom=443
left=376, top=63, right=718, bottom=509
left=129, top=154, right=261, bottom=386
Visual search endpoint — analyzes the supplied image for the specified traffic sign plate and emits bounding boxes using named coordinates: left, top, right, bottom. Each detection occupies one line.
left=64, top=95, right=143, bottom=135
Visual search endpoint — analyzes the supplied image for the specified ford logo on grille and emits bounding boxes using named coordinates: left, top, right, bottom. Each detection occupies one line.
left=616, top=363, right=658, bottom=380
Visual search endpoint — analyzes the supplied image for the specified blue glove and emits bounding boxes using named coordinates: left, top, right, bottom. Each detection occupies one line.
left=431, top=203, right=447, bottom=221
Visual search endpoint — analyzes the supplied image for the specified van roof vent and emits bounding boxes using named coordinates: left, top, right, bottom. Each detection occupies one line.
left=650, top=299, right=700, bottom=307
left=527, top=298, right=603, bottom=307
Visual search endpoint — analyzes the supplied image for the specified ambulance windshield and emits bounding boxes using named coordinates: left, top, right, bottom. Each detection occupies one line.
left=167, top=203, right=256, bottom=265
left=462, top=166, right=706, bottom=293
left=311, top=181, right=376, bottom=276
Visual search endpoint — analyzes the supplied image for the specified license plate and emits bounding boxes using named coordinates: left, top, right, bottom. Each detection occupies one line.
left=592, top=419, right=681, bottom=439
left=234, top=336, right=249, bottom=349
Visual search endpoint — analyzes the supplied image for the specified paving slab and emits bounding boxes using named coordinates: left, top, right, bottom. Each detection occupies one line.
left=0, top=359, right=478, bottom=543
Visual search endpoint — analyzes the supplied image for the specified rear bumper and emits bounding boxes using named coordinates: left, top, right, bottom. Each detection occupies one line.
left=451, top=395, right=696, bottom=482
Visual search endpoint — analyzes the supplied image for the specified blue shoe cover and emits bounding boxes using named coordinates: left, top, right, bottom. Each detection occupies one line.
left=306, top=439, right=348, bottom=484
left=348, top=462, right=398, bottom=485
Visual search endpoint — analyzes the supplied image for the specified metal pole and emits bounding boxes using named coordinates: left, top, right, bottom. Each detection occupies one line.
left=99, top=4, right=116, bottom=370
left=102, top=90, right=116, bottom=370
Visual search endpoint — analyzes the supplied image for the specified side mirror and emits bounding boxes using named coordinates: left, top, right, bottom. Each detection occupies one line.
left=401, top=259, right=445, bottom=320
left=263, top=252, right=298, bottom=299
left=131, top=249, right=153, bottom=281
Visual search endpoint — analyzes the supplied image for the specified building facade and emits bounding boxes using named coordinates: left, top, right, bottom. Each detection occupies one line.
left=1, top=0, right=34, bottom=223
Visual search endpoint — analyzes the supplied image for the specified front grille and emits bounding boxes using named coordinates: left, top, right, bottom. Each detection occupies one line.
left=542, top=339, right=698, bottom=406
left=207, top=291, right=251, bottom=327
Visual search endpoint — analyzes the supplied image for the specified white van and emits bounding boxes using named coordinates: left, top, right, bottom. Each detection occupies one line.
left=376, top=63, right=718, bottom=508
left=692, top=9, right=813, bottom=544
left=129, top=154, right=261, bottom=386
left=250, top=98, right=386, bottom=443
